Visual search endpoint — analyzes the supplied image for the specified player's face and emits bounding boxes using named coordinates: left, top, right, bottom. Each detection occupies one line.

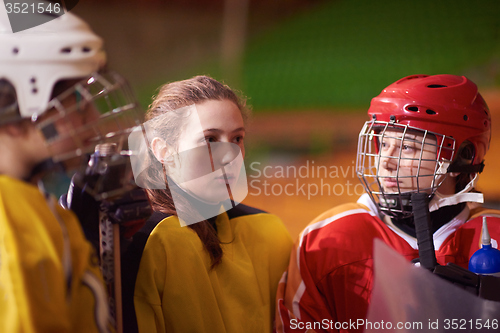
left=167, top=99, right=245, bottom=203
left=377, top=129, right=438, bottom=194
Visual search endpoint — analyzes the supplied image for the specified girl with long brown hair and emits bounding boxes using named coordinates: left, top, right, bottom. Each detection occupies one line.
left=123, top=75, right=292, bottom=333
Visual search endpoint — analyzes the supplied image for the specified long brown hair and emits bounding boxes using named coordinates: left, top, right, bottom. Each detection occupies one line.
left=140, top=75, right=248, bottom=268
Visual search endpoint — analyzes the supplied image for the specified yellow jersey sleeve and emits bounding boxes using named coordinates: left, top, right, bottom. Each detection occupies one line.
left=0, top=176, right=111, bottom=333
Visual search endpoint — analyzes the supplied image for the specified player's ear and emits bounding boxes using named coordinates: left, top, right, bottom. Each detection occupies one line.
left=151, top=137, right=174, bottom=165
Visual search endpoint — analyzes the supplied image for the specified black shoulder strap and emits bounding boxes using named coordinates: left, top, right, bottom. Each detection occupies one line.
left=226, top=202, right=266, bottom=220
left=121, top=211, right=170, bottom=333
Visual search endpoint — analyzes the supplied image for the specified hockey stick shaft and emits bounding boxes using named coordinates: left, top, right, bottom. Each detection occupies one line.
left=113, top=223, right=123, bottom=333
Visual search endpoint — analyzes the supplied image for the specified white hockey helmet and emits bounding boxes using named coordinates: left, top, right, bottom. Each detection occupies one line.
left=0, top=9, right=106, bottom=123
left=1, top=9, right=143, bottom=200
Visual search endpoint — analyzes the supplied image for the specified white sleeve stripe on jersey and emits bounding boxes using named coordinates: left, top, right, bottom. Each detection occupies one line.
left=299, top=208, right=376, bottom=248
left=292, top=206, right=376, bottom=316
left=82, top=271, right=111, bottom=333
left=292, top=281, right=306, bottom=320
left=279, top=270, right=287, bottom=284
left=297, top=208, right=376, bottom=270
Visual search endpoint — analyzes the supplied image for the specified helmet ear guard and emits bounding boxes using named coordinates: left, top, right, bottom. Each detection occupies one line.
left=447, top=141, right=485, bottom=175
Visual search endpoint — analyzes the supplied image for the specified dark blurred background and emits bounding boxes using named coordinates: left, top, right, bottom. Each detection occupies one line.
left=72, top=0, right=500, bottom=238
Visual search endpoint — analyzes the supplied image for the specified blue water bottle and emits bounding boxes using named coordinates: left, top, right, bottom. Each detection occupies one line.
left=469, top=217, right=500, bottom=276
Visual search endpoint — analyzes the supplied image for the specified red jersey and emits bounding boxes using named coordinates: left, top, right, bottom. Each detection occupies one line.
left=276, top=194, right=500, bottom=333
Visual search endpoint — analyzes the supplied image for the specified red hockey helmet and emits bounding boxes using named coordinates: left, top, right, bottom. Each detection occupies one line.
left=356, top=74, right=491, bottom=218
left=368, top=74, right=490, bottom=166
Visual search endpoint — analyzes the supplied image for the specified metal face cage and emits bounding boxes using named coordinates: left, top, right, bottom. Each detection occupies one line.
left=34, top=71, right=143, bottom=200
left=34, top=71, right=142, bottom=163
left=356, top=120, right=455, bottom=218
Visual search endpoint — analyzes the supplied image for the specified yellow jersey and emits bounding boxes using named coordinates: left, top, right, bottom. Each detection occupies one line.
left=133, top=204, right=293, bottom=333
left=0, top=175, right=111, bottom=333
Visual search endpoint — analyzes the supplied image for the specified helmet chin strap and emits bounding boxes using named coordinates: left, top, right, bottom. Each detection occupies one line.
left=428, top=173, right=483, bottom=212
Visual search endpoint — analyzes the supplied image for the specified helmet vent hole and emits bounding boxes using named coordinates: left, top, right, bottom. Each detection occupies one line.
left=32, top=88, right=38, bottom=94
left=426, top=109, right=436, bottom=115
left=61, top=47, right=72, bottom=54
left=406, top=106, right=419, bottom=112
left=463, top=115, right=469, bottom=121
left=82, top=47, right=91, bottom=53
left=427, top=84, right=447, bottom=88
left=398, top=75, right=428, bottom=83
left=12, top=47, right=19, bottom=54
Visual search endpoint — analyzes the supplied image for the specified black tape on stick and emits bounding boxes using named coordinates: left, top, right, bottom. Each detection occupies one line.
left=411, top=192, right=437, bottom=271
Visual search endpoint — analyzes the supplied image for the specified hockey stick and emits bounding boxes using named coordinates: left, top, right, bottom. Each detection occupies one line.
left=113, top=223, right=123, bottom=333
left=99, top=208, right=123, bottom=333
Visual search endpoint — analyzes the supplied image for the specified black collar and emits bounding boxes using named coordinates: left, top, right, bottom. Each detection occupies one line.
left=391, top=202, right=466, bottom=238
